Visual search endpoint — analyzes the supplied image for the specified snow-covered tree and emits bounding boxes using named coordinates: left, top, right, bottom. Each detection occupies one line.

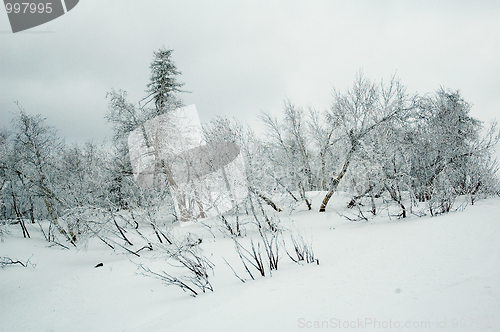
left=7, top=107, right=76, bottom=244
left=105, top=48, right=186, bottom=218
left=319, top=73, right=413, bottom=212
left=142, top=47, right=185, bottom=119
left=260, top=101, right=316, bottom=209
left=406, top=89, right=498, bottom=213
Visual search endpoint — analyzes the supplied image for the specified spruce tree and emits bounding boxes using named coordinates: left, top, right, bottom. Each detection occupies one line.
left=143, top=47, right=185, bottom=118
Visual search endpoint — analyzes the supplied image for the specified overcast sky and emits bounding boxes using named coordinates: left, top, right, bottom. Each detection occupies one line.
left=1, top=0, right=499, bottom=145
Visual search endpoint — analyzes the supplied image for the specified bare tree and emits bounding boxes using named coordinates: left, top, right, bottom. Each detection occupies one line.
left=260, top=101, right=314, bottom=210
left=308, top=108, right=336, bottom=190
left=319, top=73, right=412, bottom=212
left=10, top=106, right=75, bottom=245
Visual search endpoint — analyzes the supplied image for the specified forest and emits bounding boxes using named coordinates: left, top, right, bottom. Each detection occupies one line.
left=1, top=49, right=499, bottom=295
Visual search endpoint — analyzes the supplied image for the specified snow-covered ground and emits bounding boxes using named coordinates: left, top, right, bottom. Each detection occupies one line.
left=1, top=193, right=499, bottom=332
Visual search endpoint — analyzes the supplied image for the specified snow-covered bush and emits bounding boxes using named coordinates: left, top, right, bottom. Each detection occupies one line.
left=286, top=233, right=317, bottom=265
left=137, top=234, right=213, bottom=297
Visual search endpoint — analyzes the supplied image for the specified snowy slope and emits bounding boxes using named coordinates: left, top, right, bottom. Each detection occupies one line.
left=1, top=194, right=499, bottom=332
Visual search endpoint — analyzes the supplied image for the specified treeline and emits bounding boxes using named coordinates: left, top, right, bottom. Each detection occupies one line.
left=1, top=49, right=499, bottom=245
left=227, top=74, right=500, bottom=217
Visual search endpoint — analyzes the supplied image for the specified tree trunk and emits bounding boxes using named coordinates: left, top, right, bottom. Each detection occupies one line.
left=249, top=187, right=282, bottom=212
left=11, top=190, right=29, bottom=238
left=299, top=182, right=311, bottom=210
left=319, top=152, right=352, bottom=212
left=320, top=150, right=327, bottom=190
left=43, top=197, right=76, bottom=246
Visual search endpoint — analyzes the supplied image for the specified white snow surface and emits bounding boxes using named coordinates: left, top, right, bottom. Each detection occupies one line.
left=1, top=193, right=499, bottom=332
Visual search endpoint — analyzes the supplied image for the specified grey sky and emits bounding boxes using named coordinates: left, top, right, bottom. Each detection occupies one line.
left=1, top=0, right=499, bottom=145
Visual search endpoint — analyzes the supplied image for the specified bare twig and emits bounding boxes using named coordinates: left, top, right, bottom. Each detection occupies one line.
left=1, top=255, right=35, bottom=268
left=222, top=256, right=246, bottom=283
left=137, top=263, right=199, bottom=297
